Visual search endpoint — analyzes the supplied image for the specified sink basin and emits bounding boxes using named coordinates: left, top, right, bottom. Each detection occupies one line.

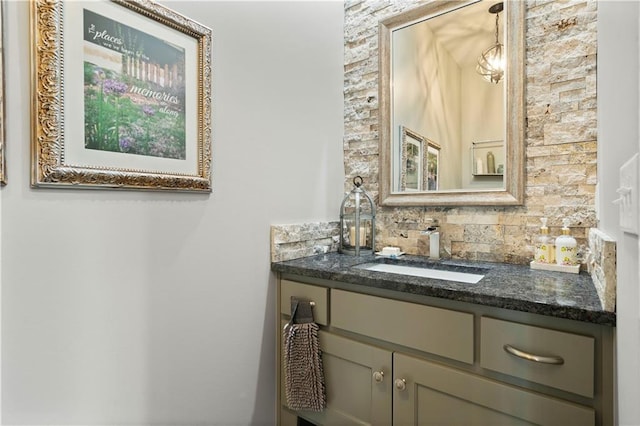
left=357, top=263, right=485, bottom=284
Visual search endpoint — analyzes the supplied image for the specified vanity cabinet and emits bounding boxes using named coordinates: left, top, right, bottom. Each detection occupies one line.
left=277, top=277, right=613, bottom=426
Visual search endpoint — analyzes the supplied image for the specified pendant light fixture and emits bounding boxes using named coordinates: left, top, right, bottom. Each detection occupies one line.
left=476, top=2, right=504, bottom=84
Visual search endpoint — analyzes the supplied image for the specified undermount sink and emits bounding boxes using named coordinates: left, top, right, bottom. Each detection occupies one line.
left=356, top=262, right=485, bottom=284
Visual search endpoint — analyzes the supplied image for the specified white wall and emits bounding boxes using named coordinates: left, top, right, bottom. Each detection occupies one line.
left=1, top=1, right=344, bottom=424
left=597, top=2, right=640, bottom=425
left=460, top=65, right=504, bottom=190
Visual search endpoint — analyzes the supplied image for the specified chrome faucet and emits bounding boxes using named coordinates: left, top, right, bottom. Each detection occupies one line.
left=420, top=219, right=440, bottom=260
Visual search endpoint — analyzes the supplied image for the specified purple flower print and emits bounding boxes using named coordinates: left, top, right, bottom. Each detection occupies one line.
left=142, top=105, right=155, bottom=116
left=119, top=136, right=133, bottom=151
left=103, top=79, right=128, bottom=95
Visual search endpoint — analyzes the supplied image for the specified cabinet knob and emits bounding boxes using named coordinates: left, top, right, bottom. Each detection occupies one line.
left=394, top=378, right=406, bottom=391
left=373, top=371, right=384, bottom=383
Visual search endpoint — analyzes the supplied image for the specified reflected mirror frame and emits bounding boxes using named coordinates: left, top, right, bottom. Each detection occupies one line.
left=378, top=0, right=524, bottom=206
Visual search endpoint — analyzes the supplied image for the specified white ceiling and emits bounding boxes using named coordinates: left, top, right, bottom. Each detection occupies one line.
left=418, top=1, right=504, bottom=68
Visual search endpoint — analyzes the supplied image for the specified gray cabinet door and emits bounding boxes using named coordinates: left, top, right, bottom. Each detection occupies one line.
left=393, top=352, right=594, bottom=426
left=288, top=331, right=392, bottom=426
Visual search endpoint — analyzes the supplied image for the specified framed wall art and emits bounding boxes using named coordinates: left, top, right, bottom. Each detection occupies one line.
left=31, top=0, right=212, bottom=191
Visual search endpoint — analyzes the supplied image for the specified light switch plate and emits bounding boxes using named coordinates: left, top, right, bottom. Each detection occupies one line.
left=619, top=153, right=639, bottom=235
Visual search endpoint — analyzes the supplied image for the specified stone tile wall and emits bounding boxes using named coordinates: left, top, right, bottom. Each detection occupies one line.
left=587, top=228, right=616, bottom=311
left=271, top=222, right=340, bottom=262
left=344, top=0, right=598, bottom=264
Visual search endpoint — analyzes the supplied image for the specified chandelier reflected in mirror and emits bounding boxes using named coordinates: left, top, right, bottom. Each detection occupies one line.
left=476, top=2, right=504, bottom=84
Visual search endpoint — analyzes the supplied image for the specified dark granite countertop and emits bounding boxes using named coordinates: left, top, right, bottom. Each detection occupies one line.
left=271, top=252, right=616, bottom=326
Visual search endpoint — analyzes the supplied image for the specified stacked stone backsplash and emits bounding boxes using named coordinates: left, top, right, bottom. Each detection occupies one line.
left=587, top=228, right=616, bottom=311
left=271, top=222, right=340, bottom=262
left=344, top=0, right=598, bottom=264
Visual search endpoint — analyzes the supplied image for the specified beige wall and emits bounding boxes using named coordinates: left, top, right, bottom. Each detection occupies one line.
left=392, top=21, right=462, bottom=189
left=460, top=64, right=505, bottom=190
left=2, top=1, right=344, bottom=423
left=344, top=1, right=597, bottom=264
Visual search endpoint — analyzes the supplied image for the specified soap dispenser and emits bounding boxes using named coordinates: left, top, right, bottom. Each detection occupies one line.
left=555, top=218, right=577, bottom=266
left=534, top=217, right=552, bottom=263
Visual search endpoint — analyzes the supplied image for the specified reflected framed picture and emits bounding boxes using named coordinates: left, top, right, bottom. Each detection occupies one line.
left=402, top=131, right=421, bottom=191
left=31, top=0, right=212, bottom=191
left=400, top=126, right=439, bottom=192
left=426, top=144, right=439, bottom=191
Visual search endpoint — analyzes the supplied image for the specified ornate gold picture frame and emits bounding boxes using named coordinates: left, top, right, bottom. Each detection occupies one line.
left=31, top=0, right=212, bottom=192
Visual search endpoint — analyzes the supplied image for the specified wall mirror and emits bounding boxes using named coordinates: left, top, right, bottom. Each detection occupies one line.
left=378, top=0, right=524, bottom=206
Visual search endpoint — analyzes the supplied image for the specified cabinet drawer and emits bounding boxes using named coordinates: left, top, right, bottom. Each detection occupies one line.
left=331, top=289, right=474, bottom=364
left=280, top=280, right=328, bottom=325
left=480, top=317, right=594, bottom=397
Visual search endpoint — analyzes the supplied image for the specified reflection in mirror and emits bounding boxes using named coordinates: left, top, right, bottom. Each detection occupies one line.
left=400, top=126, right=440, bottom=192
left=379, top=1, right=524, bottom=206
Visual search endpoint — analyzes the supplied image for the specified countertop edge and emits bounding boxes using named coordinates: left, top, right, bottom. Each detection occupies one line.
left=271, top=255, right=617, bottom=327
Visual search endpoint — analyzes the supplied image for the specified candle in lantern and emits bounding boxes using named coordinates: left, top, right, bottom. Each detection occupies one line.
left=349, top=226, right=366, bottom=246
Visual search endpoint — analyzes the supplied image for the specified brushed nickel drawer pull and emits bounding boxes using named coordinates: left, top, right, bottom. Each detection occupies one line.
left=503, top=344, right=564, bottom=365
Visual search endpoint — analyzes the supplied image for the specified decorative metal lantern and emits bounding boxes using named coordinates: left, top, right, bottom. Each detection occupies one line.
left=339, top=176, right=376, bottom=256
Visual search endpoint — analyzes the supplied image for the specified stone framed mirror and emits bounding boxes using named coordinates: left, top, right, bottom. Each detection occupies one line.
left=378, top=0, right=524, bottom=206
